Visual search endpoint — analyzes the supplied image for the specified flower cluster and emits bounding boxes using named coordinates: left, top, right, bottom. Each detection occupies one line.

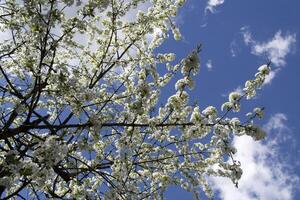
left=244, top=64, right=271, bottom=99
left=0, top=0, right=271, bottom=199
left=181, top=51, right=200, bottom=76
left=245, top=124, right=266, bottom=140
left=222, top=64, right=271, bottom=113
left=33, top=136, right=68, bottom=166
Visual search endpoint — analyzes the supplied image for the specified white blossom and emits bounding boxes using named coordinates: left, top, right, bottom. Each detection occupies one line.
left=258, top=64, right=271, bottom=75
left=0, top=0, right=270, bottom=199
left=221, top=102, right=233, bottom=111
left=246, top=125, right=266, bottom=140
left=228, top=92, right=241, bottom=103
left=181, top=51, right=200, bottom=76
left=253, top=107, right=264, bottom=118
left=202, top=106, right=217, bottom=119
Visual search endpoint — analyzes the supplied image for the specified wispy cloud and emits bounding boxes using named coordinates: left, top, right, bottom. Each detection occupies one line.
left=264, top=113, right=287, bottom=132
left=240, top=27, right=296, bottom=84
left=210, top=113, right=299, bottom=200
left=230, top=40, right=239, bottom=57
left=241, top=27, right=296, bottom=67
left=241, top=27, right=254, bottom=45
left=206, top=59, right=213, bottom=71
left=205, top=0, right=225, bottom=14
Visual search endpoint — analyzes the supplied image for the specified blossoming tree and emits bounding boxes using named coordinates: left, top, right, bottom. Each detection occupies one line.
left=0, top=0, right=271, bottom=199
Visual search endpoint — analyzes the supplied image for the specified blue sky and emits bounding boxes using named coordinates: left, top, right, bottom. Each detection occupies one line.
left=162, top=0, right=300, bottom=199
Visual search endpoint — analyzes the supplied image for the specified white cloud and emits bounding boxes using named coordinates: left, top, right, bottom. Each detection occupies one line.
left=241, top=28, right=296, bottom=67
left=201, top=23, right=208, bottom=28
left=210, top=114, right=299, bottom=200
left=241, top=27, right=254, bottom=45
left=206, top=59, right=213, bottom=71
left=240, top=27, right=296, bottom=84
left=230, top=40, right=239, bottom=57
left=205, top=0, right=225, bottom=14
left=263, top=113, right=295, bottom=146
left=253, top=32, right=296, bottom=67
left=264, top=113, right=287, bottom=132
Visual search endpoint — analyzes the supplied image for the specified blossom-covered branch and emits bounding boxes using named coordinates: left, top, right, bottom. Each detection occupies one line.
left=0, top=0, right=271, bottom=199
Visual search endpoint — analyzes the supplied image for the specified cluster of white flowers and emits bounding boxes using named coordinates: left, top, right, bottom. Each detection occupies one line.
left=157, top=53, right=176, bottom=63
left=253, top=107, right=264, bottom=118
left=221, top=91, right=242, bottom=113
left=229, top=92, right=241, bottom=102
left=33, top=136, right=68, bottom=166
left=221, top=64, right=271, bottom=114
left=175, top=76, right=194, bottom=91
left=172, top=26, right=182, bottom=40
left=0, top=0, right=272, bottom=199
left=0, top=150, right=42, bottom=190
left=229, top=118, right=240, bottom=129
left=221, top=101, right=233, bottom=111
left=167, top=91, right=189, bottom=110
left=67, top=177, right=102, bottom=199
left=181, top=51, right=200, bottom=76
left=202, top=106, right=218, bottom=120
left=218, top=162, right=243, bottom=186
left=244, top=64, right=271, bottom=99
left=245, top=124, right=266, bottom=140
left=190, top=106, right=203, bottom=123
